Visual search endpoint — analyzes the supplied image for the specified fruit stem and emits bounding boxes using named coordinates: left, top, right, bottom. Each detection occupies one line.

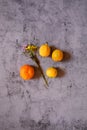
left=32, top=55, right=48, bottom=88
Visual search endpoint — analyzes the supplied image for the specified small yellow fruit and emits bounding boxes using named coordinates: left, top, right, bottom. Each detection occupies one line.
left=39, top=43, right=51, bottom=57
left=52, top=49, right=63, bottom=62
left=46, top=67, right=58, bottom=78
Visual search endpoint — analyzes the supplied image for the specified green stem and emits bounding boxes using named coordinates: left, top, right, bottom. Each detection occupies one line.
left=32, top=55, right=48, bottom=88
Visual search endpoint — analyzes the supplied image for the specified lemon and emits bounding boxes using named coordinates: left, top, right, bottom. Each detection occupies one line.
left=39, top=43, right=51, bottom=57
left=52, top=49, right=63, bottom=62
left=46, top=67, right=58, bottom=78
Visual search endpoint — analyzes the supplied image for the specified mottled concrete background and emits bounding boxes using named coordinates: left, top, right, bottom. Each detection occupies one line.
left=0, top=0, right=87, bottom=130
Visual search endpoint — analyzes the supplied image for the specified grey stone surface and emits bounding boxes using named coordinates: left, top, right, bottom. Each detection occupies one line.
left=0, top=0, right=87, bottom=129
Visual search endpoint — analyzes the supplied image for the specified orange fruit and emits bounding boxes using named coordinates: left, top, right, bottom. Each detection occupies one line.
left=52, top=49, right=63, bottom=62
left=46, top=67, right=58, bottom=78
left=20, top=65, right=34, bottom=80
left=39, top=43, right=51, bottom=57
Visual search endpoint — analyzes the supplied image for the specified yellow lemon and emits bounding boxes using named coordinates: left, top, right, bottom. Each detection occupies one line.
left=39, top=43, right=51, bottom=57
left=52, top=49, right=63, bottom=62
left=46, top=67, right=58, bottom=78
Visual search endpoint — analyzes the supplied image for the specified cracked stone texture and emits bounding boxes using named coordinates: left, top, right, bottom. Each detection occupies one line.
left=0, top=0, right=87, bottom=130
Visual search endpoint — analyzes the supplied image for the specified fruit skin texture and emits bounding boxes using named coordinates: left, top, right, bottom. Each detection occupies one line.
left=46, top=67, right=58, bottom=78
left=52, top=49, right=63, bottom=62
left=20, top=65, right=34, bottom=80
left=39, top=43, right=51, bottom=57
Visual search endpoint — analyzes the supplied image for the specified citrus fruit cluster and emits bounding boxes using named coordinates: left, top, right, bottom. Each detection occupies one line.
left=39, top=43, right=63, bottom=78
left=20, top=43, right=63, bottom=80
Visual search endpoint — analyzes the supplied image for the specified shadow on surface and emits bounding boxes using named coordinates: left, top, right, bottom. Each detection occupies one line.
left=50, top=45, right=56, bottom=54
left=33, top=66, right=41, bottom=79
left=56, top=67, right=66, bottom=78
left=63, top=51, right=71, bottom=62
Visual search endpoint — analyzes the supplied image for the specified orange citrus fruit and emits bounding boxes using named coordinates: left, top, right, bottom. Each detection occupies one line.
left=20, top=65, right=34, bottom=80
left=39, top=43, right=51, bottom=57
left=52, top=49, right=63, bottom=61
left=46, top=67, right=58, bottom=78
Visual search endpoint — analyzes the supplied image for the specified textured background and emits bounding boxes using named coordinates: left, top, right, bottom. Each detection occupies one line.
left=0, top=0, right=87, bottom=130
